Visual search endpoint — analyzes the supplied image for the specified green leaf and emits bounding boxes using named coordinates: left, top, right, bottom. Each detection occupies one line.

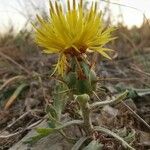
left=24, top=133, right=48, bottom=144
left=36, top=128, right=55, bottom=134
left=89, top=70, right=97, bottom=91
left=117, top=127, right=127, bottom=137
left=81, top=61, right=90, bottom=77
left=24, top=128, right=54, bottom=144
left=134, top=88, right=150, bottom=97
left=4, top=83, right=28, bottom=109
left=55, top=120, right=83, bottom=131
left=46, top=105, right=58, bottom=120
left=24, top=120, right=83, bottom=145
left=94, top=126, right=135, bottom=150
left=47, top=120, right=56, bottom=128
left=0, top=87, right=15, bottom=106
left=24, top=128, right=55, bottom=144
left=52, top=83, right=68, bottom=120
left=65, top=72, right=77, bottom=89
left=116, top=128, right=136, bottom=143
left=124, top=129, right=136, bottom=143
left=76, top=79, right=91, bottom=94
left=90, top=90, right=129, bottom=109
left=82, top=140, right=103, bottom=150
left=71, top=137, right=88, bottom=150
left=115, top=83, right=150, bottom=98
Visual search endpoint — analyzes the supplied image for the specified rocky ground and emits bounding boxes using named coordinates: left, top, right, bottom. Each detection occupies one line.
left=0, top=23, right=150, bottom=150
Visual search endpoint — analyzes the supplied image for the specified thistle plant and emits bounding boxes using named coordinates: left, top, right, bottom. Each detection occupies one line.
left=27, top=0, right=135, bottom=149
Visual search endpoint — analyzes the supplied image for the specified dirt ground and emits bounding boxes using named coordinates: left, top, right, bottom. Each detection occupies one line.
left=0, top=23, right=150, bottom=150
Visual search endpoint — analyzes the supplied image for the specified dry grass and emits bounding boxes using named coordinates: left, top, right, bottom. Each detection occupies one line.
left=0, top=19, right=150, bottom=149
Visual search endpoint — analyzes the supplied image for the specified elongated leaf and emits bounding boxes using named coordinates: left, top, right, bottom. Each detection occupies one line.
left=25, top=120, right=83, bottom=144
left=0, top=75, right=25, bottom=91
left=46, top=105, right=58, bottom=120
left=116, top=128, right=136, bottom=143
left=4, top=83, right=28, bottom=110
left=55, top=120, right=83, bottom=130
left=36, top=128, right=55, bottom=134
left=81, top=61, right=90, bottom=77
left=46, top=105, right=59, bottom=128
left=24, top=133, right=50, bottom=144
left=94, top=126, right=135, bottom=150
left=71, top=137, right=88, bottom=150
left=115, top=83, right=150, bottom=98
left=91, top=90, right=128, bottom=109
left=82, top=140, right=103, bottom=150
left=52, top=83, right=68, bottom=120
left=124, top=129, right=136, bottom=143
left=24, top=128, right=55, bottom=144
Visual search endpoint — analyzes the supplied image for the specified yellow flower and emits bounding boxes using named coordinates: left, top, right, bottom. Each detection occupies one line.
left=34, top=0, right=115, bottom=76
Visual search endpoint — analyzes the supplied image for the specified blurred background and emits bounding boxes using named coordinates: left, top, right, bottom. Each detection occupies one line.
left=0, top=1, right=150, bottom=149
left=0, top=0, right=150, bottom=32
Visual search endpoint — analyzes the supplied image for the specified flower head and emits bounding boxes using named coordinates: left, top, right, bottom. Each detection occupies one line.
left=34, top=0, right=115, bottom=76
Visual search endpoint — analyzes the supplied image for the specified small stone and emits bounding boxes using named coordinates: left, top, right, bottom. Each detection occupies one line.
left=102, top=105, right=118, bottom=118
left=97, top=105, right=119, bottom=127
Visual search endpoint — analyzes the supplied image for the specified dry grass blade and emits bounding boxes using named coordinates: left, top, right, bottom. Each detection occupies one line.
left=0, top=111, right=30, bottom=135
left=97, top=77, right=149, bottom=82
left=4, top=83, right=28, bottom=110
left=94, top=126, right=135, bottom=150
left=0, top=75, right=26, bottom=91
left=130, top=64, right=150, bottom=77
left=0, top=50, right=31, bottom=75
left=121, top=101, right=150, bottom=130
left=0, top=130, right=23, bottom=139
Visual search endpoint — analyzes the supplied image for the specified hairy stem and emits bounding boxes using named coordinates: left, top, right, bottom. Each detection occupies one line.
left=90, top=90, right=128, bottom=109
left=76, top=94, right=93, bottom=136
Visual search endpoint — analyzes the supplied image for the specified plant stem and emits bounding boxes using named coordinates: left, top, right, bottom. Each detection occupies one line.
left=90, top=90, right=128, bottom=109
left=76, top=94, right=93, bottom=136
left=81, top=102, right=93, bottom=135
